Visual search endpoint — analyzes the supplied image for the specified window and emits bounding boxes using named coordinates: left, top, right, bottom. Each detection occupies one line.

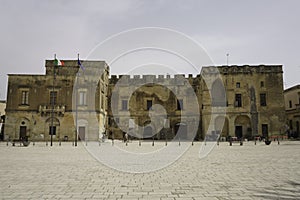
left=79, top=91, right=87, bottom=105
left=121, top=100, right=128, bottom=110
left=49, top=126, right=56, bottom=135
left=147, top=100, right=152, bottom=110
left=260, top=93, right=267, bottom=106
left=260, top=81, right=264, bottom=88
left=21, top=91, right=29, bottom=105
left=235, top=94, right=242, bottom=107
left=50, top=91, right=57, bottom=105
left=212, top=79, right=227, bottom=107
left=236, top=82, right=240, bottom=88
left=177, top=99, right=183, bottom=110
left=289, top=100, right=292, bottom=108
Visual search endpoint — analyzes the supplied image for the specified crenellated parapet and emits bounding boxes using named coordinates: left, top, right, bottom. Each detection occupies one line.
left=202, top=65, right=283, bottom=75
left=109, top=74, right=200, bottom=85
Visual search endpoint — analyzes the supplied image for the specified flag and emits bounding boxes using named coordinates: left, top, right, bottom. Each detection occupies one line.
left=77, top=58, right=85, bottom=71
left=54, top=58, right=64, bottom=66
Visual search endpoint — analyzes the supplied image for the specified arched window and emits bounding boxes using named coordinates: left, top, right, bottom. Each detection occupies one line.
left=211, top=79, right=227, bottom=107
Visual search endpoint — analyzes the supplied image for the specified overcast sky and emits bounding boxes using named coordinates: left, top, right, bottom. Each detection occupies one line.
left=0, top=0, right=299, bottom=100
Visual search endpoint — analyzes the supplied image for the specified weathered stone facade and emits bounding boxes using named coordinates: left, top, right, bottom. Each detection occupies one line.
left=108, top=65, right=286, bottom=140
left=5, top=60, right=109, bottom=141
left=284, top=85, right=300, bottom=138
left=201, top=65, right=286, bottom=139
left=5, top=61, right=286, bottom=141
left=107, top=74, right=200, bottom=140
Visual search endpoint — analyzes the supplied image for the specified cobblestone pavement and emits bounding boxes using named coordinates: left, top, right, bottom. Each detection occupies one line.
left=0, top=140, right=299, bottom=199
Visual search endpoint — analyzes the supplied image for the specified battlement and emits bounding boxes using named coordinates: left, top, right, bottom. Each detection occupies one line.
left=202, top=65, right=283, bottom=74
left=109, top=74, right=199, bottom=85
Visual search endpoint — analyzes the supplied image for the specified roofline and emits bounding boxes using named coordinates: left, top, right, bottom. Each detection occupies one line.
left=284, top=84, right=300, bottom=93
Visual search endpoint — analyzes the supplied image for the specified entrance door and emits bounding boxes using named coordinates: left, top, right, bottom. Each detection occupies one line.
left=262, top=124, right=268, bottom=138
left=78, top=127, right=85, bottom=141
left=20, top=126, right=26, bottom=139
left=235, top=126, right=243, bottom=139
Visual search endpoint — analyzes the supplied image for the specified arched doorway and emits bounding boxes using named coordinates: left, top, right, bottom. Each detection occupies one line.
left=18, top=118, right=30, bottom=140
left=234, top=115, right=251, bottom=139
left=175, top=122, right=187, bottom=140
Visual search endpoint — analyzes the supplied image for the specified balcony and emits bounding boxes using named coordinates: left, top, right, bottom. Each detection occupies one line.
left=39, top=105, right=65, bottom=116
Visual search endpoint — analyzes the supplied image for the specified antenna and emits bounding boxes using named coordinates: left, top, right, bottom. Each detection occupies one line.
left=226, top=53, right=229, bottom=66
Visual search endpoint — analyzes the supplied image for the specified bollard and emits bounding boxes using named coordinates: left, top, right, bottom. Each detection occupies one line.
left=178, top=137, right=180, bottom=146
left=152, top=138, right=154, bottom=146
left=192, top=141, right=194, bottom=146
left=217, top=140, right=219, bottom=146
left=139, top=140, right=141, bottom=146
left=59, top=141, right=61, bottom=146
left=6, top=140, right=8, bottom=146
left=165, top=141, right=167, bottom=146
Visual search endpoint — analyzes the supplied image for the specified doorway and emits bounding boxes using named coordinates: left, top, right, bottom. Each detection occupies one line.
left=20, top=126, right=27, bottom=140
left=235, top=126, right=243, bottom=139
left=78, top=127, right=85, bottom=141
left=262, top=124, right=268, bottom=138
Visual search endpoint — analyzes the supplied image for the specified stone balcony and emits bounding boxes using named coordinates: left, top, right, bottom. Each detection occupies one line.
left=38, top=104, right=66, bottom=116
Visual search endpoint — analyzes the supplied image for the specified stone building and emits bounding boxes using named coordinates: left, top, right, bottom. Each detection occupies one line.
left=284, top=85, right=300, bottom=138
left=5, top=60, right=286, bottom=142
left=107, top=74, right=200, bottom=140
left=5, top=60, right=109, bottom=142
left=201, top=65, right=286, bottom=140
left=108, top=65, right=286, bottom=140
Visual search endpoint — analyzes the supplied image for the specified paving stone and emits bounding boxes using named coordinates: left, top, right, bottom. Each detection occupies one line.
left=0, top=141, right=299, bottom=199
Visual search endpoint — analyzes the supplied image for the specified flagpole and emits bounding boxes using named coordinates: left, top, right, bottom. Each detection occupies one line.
left=51, top=54, right=56, bottom=146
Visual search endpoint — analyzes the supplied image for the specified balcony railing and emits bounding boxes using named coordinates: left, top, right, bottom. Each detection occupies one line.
left=39, top=105, right=65, bottom=116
